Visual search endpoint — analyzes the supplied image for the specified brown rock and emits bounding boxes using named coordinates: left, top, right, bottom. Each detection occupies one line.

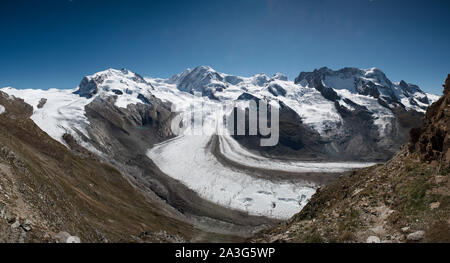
left=430, top=202, right=440, bottom=210
left=408, top=74, right=450, bottom=165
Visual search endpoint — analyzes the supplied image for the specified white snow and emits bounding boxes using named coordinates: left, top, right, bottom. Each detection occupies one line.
left=426, top=92, right=441, bottom=104
left=0, top=104, right=5, bottom=114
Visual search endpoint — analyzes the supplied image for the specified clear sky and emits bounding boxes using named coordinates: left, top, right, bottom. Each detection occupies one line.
left=1, top=0, right=449, bottom=94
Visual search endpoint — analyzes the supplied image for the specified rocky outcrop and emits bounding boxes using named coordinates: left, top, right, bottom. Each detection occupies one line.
left=74, top=75, right=104, bottom=98
left=37, top=98, right=47, bottom=109
left=290, top=67, right=433, bottom=161
left=409, top=74, right=450, bottom=165
left=232, top=99, right=326, bottom=159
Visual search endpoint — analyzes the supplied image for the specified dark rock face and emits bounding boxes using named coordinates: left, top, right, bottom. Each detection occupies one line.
left=267, top=83, right=287, bottom=97
left=295, top=67, right=431, bottom=108
left=253, top=74, right=270, bottom=87
left=409, top=74, right=450, bottom=164
left=83, top=95, right=173, bottom=154
left=111, top=89, right=123, bottom=95
left=399, top=80, right=421, bottom=96
left=224, top=75, right=244, bottom=85
left=74, top=75, right=105, bottom=98
left=276, top=102, right=324, bottom=153
left=288, top=67, right=433, bottom=161
left=295, top=68, right=340, bottom=101
left=237, top=92, right=260, bottom=102
left=232, top=92, right=423, bottom=161
left=137, top=93, right=152, bottom=105
left=37, top=98, right=47, bottom=109
left=231, top=98, right=326, bottom=159
left=357, top=81, right=381, bottom=98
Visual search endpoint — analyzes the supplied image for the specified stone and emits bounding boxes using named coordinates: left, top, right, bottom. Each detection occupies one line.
left=366, top=236, right=381, bottom=243
left=407, top=231, right=425, bottom=241
left=21, top=222, right=32, bottom=232
left=66, top=236, right=81, bottom=243
left=430, top=202, right=440, bottom=209
left=55, top=231, right=81, bottom=243
left=55, top=231, right=71, bottom=243
left=369, top=226, right=385, bottom=235
left=11, top=221, right=20, bottom=229
left=5, top=211, right=16, bottom=223
left=37, top=98, right=47, bottom=109
left=401, top=226, right=410, bottom=233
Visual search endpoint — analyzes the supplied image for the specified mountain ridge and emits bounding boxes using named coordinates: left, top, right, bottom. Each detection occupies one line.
left=250, top=75, right=450, bottom=243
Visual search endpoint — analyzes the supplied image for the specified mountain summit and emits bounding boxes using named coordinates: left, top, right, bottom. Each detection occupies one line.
left=295, top=67, right=436, bottom=111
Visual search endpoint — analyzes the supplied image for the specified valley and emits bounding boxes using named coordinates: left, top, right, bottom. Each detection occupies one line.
left=0, top=66, right=443, bottom=242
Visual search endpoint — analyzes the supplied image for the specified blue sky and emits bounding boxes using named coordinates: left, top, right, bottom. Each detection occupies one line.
left=0, top=0, right=449, bottom=94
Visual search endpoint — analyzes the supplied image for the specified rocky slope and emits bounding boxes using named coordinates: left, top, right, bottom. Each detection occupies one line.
left=0, top=90, right=214, bottom=243
left=251, top=75, right=449, bottom=243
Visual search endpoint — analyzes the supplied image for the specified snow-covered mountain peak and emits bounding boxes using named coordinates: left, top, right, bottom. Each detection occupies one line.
left=295, top=66, right=436, bottom=112
left=167, top=66, right=230, bottom=95
left=167, top=66, right=294, bottom=95
left=73, top=68, right=153, bottom=107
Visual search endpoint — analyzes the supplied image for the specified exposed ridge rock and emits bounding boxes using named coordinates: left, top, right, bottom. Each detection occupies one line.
left=251, top=75, right=450, bottom=243
left=409, top=74, right=450, bottom=164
